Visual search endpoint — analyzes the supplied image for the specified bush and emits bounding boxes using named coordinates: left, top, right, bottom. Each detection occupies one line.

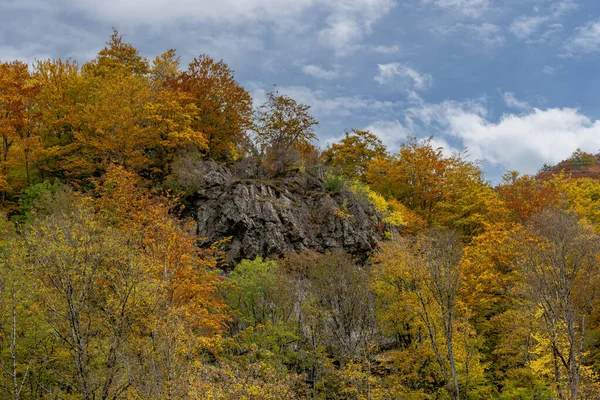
left=324, top=173, right=347, bottom=193
left=13, top=180, right=61, bottom=223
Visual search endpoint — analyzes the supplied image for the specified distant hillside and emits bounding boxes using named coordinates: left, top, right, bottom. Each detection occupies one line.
left=537, top=149, right=600, bottom=179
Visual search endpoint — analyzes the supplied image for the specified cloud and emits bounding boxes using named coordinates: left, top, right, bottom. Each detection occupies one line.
left=250, top=84, right=394, bottom=117
left=469, top=23, right=505, bottom=47
left=50, top=0, right=394, bottom=53
left=421, top=0, right=490, bottom=17
left=438, top=23, right=504, bottom=48
left=2, top=0, right=396, bottom=60
left=405, top=100, right=600, bottom=175
left=502, top=92, right=530, bottom=111
left=509, top=0, right=575, bottom=42
left=0, top=11, right=101, bottom=64
left=302, top=65, right=340, bottom=80
left=364, top=120, right=408, bottom=151
left=565, top=19, right=600, bottom=55
left=59, top=0, right=314, bottom=24
left=317, top=0, right=395, bottom=53
left=510, top=15, right=549, bottom=39
left=370, top=44, right=401, bottom=54
left=421, top=0, right=489, bottom=17
left=542, top=65, right=557, bottom=75
left=375, top=63, right=433, bottom=91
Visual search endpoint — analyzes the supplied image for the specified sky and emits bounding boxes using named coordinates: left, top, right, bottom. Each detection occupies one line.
left=2, top=0, right=600, bottom=182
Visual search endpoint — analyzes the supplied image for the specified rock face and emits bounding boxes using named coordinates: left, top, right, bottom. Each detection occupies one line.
left=187, top=158, right=389, bottom=265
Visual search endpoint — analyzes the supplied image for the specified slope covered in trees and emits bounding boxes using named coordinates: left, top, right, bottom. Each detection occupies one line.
left=1, top=32, right=600, bottom=399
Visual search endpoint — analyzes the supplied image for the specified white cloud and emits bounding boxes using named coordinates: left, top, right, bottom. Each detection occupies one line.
left=421, top=0, right=490, bottom=17
left=318, top=0, right=395, bottom=53
left=62, top=0, right=313, bottom=24
left=250, top=84, right=393, bottom=117
left=371, top=44, right=401, bottom=54
left=302, top=65, right=340, bottom=80
left=565, top=19, right=600, bottom=55
left=502, top=92, right=530, bottom=111
left=470, top=23, right=505, bottom=47
left=364, top=120, right=408, bottom=151
left=542, top=65, right=557, bottom=75
left=510, top=15, right=549, bottom=39
left=319, top=14, right=364, bottom=53
left=375, top=63, right=433, bottom=91
left=433, top=23, right=504, bottom=48
left=55, top=0, right=394, bottom=53
left=405, top=100, right=600, bottom=175
left=510, top=0, right=575, bottom=42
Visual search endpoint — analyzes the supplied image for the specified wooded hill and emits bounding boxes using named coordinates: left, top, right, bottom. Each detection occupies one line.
left=1, top=31, right=600, bottom=399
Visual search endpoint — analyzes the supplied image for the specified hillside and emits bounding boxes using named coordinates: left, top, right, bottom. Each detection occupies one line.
left=537, top=149, right=600, bottom=179
left=3, top=32, right=600, bottom=399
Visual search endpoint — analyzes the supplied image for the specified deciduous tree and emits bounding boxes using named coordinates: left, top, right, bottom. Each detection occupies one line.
left=253, top=91, right=318, bottom=174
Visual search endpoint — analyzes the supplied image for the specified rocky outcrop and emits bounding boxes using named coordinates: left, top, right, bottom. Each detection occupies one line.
left=185, top=158, right=390, bottom=265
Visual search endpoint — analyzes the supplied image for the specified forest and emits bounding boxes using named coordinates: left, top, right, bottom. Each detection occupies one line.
left=1, top=30, right=600, bottom=399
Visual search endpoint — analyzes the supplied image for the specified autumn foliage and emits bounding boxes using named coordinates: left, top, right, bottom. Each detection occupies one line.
left=3, top=31, right=600, bottom=399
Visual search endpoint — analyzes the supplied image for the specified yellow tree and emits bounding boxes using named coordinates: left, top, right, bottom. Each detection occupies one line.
left=459, top=222, right=532, bottom=391
left=516, top=210, right=600, bottom=399
left=33, top=58, right=81, bottom=179
left=322, top=129, right=387, bottom=180
left=366, top=137, right=498, bottom=237
left=0, top=61, right=41, bottom=191
left=94, top=166, right=229, bottom=398
left=78, top=69, right=153, bottom=172
left=371, top=230, right=486, bottom=399
left=146, top=50, right=208, bottom=177
left=90, top=29, right=149, bottom=76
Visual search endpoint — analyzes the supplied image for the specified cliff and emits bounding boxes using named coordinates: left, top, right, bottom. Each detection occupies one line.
left=180, top=158, right=392, bottom=265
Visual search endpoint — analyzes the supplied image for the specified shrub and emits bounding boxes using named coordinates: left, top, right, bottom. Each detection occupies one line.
left=324, top=173, right=347, bottom=193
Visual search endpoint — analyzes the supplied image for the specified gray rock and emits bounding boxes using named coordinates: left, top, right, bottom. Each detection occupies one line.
left=189, top=159, right=393, bottom=265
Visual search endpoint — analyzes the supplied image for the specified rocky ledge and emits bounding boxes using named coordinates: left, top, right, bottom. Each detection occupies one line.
left=182, top=158, right=391, bottom=265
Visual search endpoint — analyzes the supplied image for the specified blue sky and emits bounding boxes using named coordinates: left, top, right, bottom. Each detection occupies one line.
left=2, top=0, right=600, bottom=182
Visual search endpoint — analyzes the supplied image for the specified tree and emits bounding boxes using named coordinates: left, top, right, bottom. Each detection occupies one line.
left=0, top=216, right=47, bottom=399
left=515, top=209, right=600, bottom=400
left=0, top=61, right=41, bottom=190
left=372, top=230, right=472, bottom=399
left=322, top=129, right=387, bottom=180
left=497, top=171, right=560, bottom=223
left=146, top=50, right=209, bottom=178
left=33, top=58, right=81, bottom=180
left=68, top=63, right=154, bottom=175
left=305, top=251, right=376, bottom=362
left=568, top=149, right=597, bottom=170
left=366, top=137, right=495, bottom=235
left=25, top=191, right=150, bottom=399
left=178, top=55, right=253, bottom=159
left=91, top=29, right=149, bottom=76
left=253, top=91, right=318, bottom=174
left=93, top=166, right=229, bottom=398
left=228, top=257, right=295, bottom=329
